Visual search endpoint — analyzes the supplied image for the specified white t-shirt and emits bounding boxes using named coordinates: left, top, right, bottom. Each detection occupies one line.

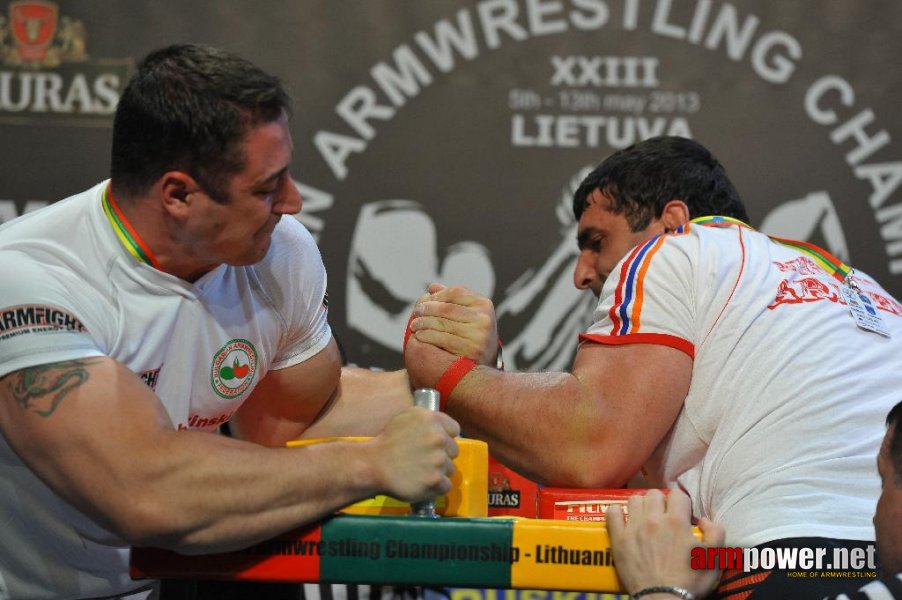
left=582, top=219, right=902, bottom=547
left=0, top=181, right=332, bottom=599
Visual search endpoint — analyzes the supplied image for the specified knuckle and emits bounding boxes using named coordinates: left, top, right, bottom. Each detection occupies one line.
left=424, top=428, right=447, bottom=446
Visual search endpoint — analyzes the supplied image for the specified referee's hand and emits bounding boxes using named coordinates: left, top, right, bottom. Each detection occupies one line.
left=606, top=489, right=725, bottom=598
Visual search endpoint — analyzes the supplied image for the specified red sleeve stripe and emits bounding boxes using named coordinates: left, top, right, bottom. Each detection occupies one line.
left=609, top=241, right=646, bottom=335
left=609, top=224, right=690, bottom=336
left=579, top=332, right=695, bottom=359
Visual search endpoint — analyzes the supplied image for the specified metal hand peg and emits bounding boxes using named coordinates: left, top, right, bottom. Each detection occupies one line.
left=411, top=388, right=441, bottom=518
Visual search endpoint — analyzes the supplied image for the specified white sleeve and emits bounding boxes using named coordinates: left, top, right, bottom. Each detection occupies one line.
left=580, top=229, right=698, bottom=359
left=253, top=218, right=332, bottom=370
left=0, top=251, right=105, bottom=379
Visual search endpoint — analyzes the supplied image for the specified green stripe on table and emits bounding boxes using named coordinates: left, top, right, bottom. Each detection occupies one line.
left=321, top=515, right=514, bottom=587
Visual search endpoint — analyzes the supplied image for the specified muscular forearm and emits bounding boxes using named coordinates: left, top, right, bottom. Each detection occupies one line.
left=125, top=390, right=455, bottom=554
left=446, top=367, right=637, bottom=487
left=230, top=341, right=413, bottom=446
left=299, top=367, right=412, bottom=439
left=407, top=334, right=691, bottom=488
left=1, top=356, right=455, bottom=556
left=66, top=429, right=385, bottom=553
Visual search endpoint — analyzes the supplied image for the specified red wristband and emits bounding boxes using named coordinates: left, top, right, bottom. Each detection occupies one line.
left=403, top=314, right=415, bottom=353
left=434, top=357, right=477, bottom=411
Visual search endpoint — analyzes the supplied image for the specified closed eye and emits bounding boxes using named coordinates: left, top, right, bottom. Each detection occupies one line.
left=577, top=231, right=604, bottom=252
left=252, top=167, right=289, bottom=198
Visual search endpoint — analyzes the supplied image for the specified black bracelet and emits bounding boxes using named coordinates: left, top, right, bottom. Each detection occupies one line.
left=632, top=586, right=696, bottom=600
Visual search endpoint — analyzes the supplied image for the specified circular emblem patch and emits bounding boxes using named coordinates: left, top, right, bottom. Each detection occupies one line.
left=210, top=339, right=258, bottom=399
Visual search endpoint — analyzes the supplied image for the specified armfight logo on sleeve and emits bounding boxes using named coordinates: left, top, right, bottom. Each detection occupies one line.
left=0, top=304, right=86, bottom=340
left=139, top=366, right=161, bottom=391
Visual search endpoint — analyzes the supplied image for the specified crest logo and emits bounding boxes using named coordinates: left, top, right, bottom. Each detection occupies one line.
left=0, top=1, right=130, bottom=125
left=210, top=339, right=258, bottom=399
left=2, top=1, right=86, bottom=67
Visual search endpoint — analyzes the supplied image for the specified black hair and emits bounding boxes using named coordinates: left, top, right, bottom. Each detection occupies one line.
left=110, top=43, right=292, bottom=202
left=573, top=136, right=749, bottom=231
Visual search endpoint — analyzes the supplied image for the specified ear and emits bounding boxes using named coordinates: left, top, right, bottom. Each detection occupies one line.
left=660, top=200, right=690, bottom=233
left=159, top=171, right=201, bottom=219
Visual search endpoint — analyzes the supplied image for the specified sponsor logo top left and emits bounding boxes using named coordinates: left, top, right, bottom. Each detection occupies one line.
left=0, top=1, right=133, bottom=126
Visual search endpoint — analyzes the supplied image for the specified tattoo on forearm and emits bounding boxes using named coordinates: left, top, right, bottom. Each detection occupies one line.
left=8, top=359, right=102, bottom=417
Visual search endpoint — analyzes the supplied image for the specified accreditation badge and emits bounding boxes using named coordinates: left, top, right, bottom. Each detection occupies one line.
left=840, top=284, right=891, bottom=338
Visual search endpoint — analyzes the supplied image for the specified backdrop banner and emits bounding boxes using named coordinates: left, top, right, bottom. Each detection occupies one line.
left=1, top=0, right=900, bottom=370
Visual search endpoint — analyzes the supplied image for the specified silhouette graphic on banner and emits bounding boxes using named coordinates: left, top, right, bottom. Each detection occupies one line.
left=346, top=176, right=852, bottom=372
left=346, top=169, right=597, bottom=372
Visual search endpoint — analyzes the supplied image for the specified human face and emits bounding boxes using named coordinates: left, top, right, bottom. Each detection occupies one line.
left=180, top=113, right=302, bottom=279
left=875, top=425, right=902, bottom=575
left=573, top=190, right=665, bottom=298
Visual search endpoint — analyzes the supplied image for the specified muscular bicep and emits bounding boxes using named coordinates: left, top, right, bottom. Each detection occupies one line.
left=0, top=357, right=175, bottom=532
left=230, top=336, right=343, bottom=446
left=571, top=341, right=692, bottom=484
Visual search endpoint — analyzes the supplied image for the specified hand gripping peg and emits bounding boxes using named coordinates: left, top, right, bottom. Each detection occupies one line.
left=411, top=388, right=441, bottom=518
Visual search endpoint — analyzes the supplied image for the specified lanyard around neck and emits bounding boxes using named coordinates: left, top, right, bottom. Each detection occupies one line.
left=690, top=215, right=852, bottom=284
left=101, top=183, right=161, bottom=269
